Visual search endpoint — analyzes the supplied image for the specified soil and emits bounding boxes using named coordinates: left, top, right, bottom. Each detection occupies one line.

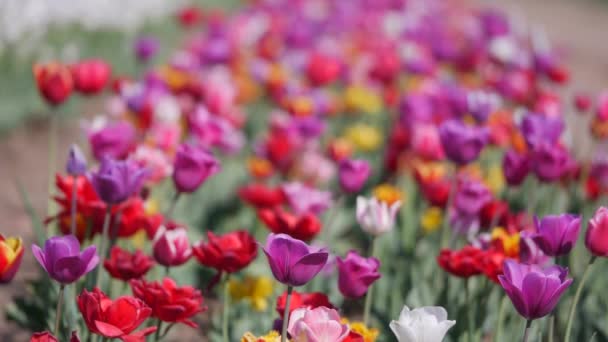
left=1, top=0, right=607, bottom=340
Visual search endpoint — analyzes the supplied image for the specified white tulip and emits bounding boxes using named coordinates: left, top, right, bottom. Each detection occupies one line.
left=390, top=306, right=456, bottom=342
left=356, top=196, right=401, bottom=236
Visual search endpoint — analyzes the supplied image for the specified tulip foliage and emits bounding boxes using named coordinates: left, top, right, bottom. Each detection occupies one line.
left=8, top=0, right=608, bottom=341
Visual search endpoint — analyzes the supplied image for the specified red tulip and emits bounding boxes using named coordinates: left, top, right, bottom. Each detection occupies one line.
left=258, top=207, right=321, bottom=241
left=152, top=226, right=192, bottom=267
left=77, top=288, right=156, bottom=341
left=31, top=331, right=80, bottom=342
left=71, top=59, right=111, bottom=95
left=193, top=230, right=257, bottom=273
left=344, top=331, right=365, bottom=342
left=238, top=183, right=285, bottom=208
left=104, top=246, right=154, bottom=281
left=275, top=290, right=334, bottom=319
left=177, top=6, right=204, bottom=28
left=0, top=234, right=24, bottom=283
left=33, top=62, right=73, bottom=106
left=306, top=53, right=341, bottom=86
left=437, top=246, right=484, bottom=278
left=479, top=200, right=509, bottom=229
left=479, top=249, right=509, bottom=283
left=130, top=278, right=206, bottom=328
left=369, top=48, right=400, bottom=84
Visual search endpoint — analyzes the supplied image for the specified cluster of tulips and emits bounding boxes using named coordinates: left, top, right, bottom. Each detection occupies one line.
left=5, top=0, right=608, bottom=341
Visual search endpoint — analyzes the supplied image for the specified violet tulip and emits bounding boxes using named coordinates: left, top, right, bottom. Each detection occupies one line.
left=532, top=214, right=581, bottom=256
left=503, top=149, right=530, bottom=186
left=152, top=226, right=192, bottom=267
left=498, top=260, right=572, bottom=321
left=134, top=36, right=159, bottom=63
left=32, top=235, right=99, bottom=284
left=90, top=157, right=148, bottom=204
left=172, top=143, right=220, bottom=193
left=337, top=251, right=381, bottom=298
left=521, top=114, right=563, bottom=149
left=338, top=159, right=371, bottom=193
left=66, top=144, right=87, bottom=176
left=88, top=121, right=136, bottom=161
left=530, top=142, right=569, bottom=182
left=438, top=119, right=488, bottom=165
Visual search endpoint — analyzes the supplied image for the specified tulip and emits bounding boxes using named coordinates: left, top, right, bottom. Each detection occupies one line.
left=134, top=36, right=159, bottom=63
left=33, top=62, right=73, bottom=106
left=306, top=53, right=342, bottom=86
left=531, top=214, right=581, bottom=256
left=0, top=234, right=24, bottom=283
left=585, top=206, right=608, bottom=257
left=66, top=144, right=87, bottom=176
left=131, top=278, right=206, bottom=328
left=437, top=246, right=484, bottom=278
left=152, top=226, right=192, bottom=267
left=336, top=251, right=381, bottom=299
left=89, top=157, right=148, bottom=204
left=77, top=288, right=156, bottom=341
left=519, top=232, right=549, bottom=265
left=32, top=235, right=98, bottom=284
left=281, top=182, right=332, bottom=215
left=438, top=119, right=488, bottom=165
left=193, top=230, right=258, bottom=274
left=530, top=142, right=569, bottom=182
left=356, top=196, right=401, bottom=236
left=177, top=6, right=204, bottom=28
left=88, top=121, right=137, bottom=161
left=172, top=143, right=220, bottom=193
left=338, top=159, right=371, bottom=193
left=498, top=260, right=572, bottom=321
left=258, top=207, right=322, bottom=241
left=389, top=306, right=456, bottom=342
left=521, top=114, right=564, bottom=149
left=454, top=179, right=492, bottom=216
left=275, top=290, right=334, bottom=319
left=238, top=183, right=285, bottom=208
left=503, top=149, right=530, bottom=186
left=70, top=59, right=111, bottom=95
left=103, top=246, right=154, bottom=281
left=30, top=331, right=80, bottom=342
left=287, top=307, right=350, bottom=342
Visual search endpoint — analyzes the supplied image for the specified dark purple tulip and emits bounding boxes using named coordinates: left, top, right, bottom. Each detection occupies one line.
left=339, top=159, right=371, bottom=193
left=134, top=36, right=159, bottom=63
left=531, top=143, right=569, bottom=182
left=88, top=121, right=136, bottom=161
left=66, top=144, right=87, bottom=176
left=172, top=143, right=220, bottom=193
left=532, top=214, right=581, bottom=256
left=90, top=157, right=148, bottom=204
left=502, top=149, right=530, bottom=186
left=337, top=251, right=381, bottom=298
left=454, top=179, right=492, bottom=216
left=32, top=235, right=99, bottom=284
left=439, top=120, right=488, bottom=165
left=521, top=114, right=563, bottom=149
left=519, top=232, right=550, bottom=265
left=262, top=233, right=328, bottom=287
left=498, top=260, right=572, bottom=320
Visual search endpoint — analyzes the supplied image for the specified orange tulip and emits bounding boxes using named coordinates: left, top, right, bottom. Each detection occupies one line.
left=0, top=234, right=24, bottom=283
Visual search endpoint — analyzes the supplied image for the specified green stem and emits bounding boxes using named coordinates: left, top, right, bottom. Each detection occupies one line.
left=70, top=177, right=78, bottom=236
left=95, top=206, right=112, bottom=289
left=55, top=285, right=65, bottom=336
left=548, top=314, right=554, bottom=342
left=281, top=286, right=293, bottom=342
left=465, top=279, right=474, bottom=342
left=154, top=319, right=163, bottom=342
left=222, top=275, right=231, bottom=342
left=565, top=256, right=597, bottom=342
left=440, top=174, right=457, bottom=248
left=522, top=320, right=532, bottom=342
left=47, top=113, right=58, bottom=218
left=363, top=237, right=377, bottom=327
left=164, top=191, right=181, bottom=221
left=494, top=295, right=507, bottom=342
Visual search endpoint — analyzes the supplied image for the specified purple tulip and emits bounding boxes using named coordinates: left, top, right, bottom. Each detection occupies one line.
left=88, top=121, right=136, bottom=161
left=172, top=143, right=220, bottom=193
left=32, top=235, right=99, bottom=284
left=521, top=114, right=563, bottom=149
left=454, top=179, right=492, bottom=216
left=479, top=9, right=510, bottom=38
left=262, top=233, right=328, bottom=287
left=530, top=142, right=569, bottom=182
left=337, top=251, right=381, bottom=298
left=339, top=159, right=371, bottom=193
left=498, top=260, right=572, bottom=320
left=66, top=144, right=87, bottom=176
left=532, top=214, right=581, bottom=256
left=90, top=157, right=148, bottom=204
left=519, top=232, right=550, bottom=265
left=134, top=36, right=159, bottom=63
left=503, top=149, right=530, bottom=186
left=439, top=120, right=488, bottom=165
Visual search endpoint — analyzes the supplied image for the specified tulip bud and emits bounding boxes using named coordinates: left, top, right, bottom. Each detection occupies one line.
left=89, top=157, right=148, bottom=204
left=502, top=149, right=530, bottom=186
left=33, top=62, right=73, bottom=106
left=337, top=251, right=381, bottom=298
left=153, top=226, right=192, bottom=266
left=172, top=144, right=220, bottom=193
left=339, top=159, right=371, bottom=194
left=585, top=207, right=608, bottom=257
left=66, top=144, right=87, bottom=176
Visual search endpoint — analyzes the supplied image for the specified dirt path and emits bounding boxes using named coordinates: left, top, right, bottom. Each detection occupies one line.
left=1, top=0, right=607, bottom=340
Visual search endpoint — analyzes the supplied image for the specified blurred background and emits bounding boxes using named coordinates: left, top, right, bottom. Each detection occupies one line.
left=0, top=0, right=607, bottom=339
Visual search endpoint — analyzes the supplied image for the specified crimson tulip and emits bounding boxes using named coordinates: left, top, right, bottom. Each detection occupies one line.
left=276, top=290, right=334, bottom=319
left=104, top=246, right=154, bottom=281
left=193, top=230, right=257, bottom=273
left=437, top=246, right=484, bottom=278
left=258, top=207, right=321, bottom=241
left=33, top=62, right=73, bottom=106
left=71, top=59, right=111, bottom=95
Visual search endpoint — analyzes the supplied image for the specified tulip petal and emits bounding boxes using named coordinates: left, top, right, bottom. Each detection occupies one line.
left=94, top=320, right=125, bottom=338
left=32, top=245, right=49, bottom=273
left=289, top=252, right=329, bottom=286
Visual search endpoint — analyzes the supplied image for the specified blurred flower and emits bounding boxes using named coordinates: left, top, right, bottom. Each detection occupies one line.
left=30, top=331, right=80, bottom=342
left=276, top=290, right=334, bottom=319
left=498, top=260, right=572, bottom=320
left=585, top=206, right=608, bottom=257
left=66, top=144, right=87, bottom=176
left=328, top=138, right=354, bottom=162
left=479, top=200, right=509, bottom=229
left=133, top=145, right=172, bottom=183
left=344, top=124, right=382, bottom=152
left=345, top=321, right=379, bottom=342
left=372, top=184, right=402, bottom=206
left=454, top=179, right=492, bottom=216
left=247, top=157, right=274, bottom=179
left=521, top=114, right=563, bottom=149
left=485, top=164, right=506, bottom=195
left=502, top=149, right=530, bottom=186
left=532, top=214, right=581, bottom=256
left=258, top=208, right=322, bottom=241
left=131, top=278, right=206, bottom=327
left=88, top=121, right=137, bottom=160
left=193, top=230, right=257, bottom=273
left=152, top=226, right=192, bottom=267
left=288, top=307, right=350, bottom=342
left=344, top=86, right=382, bottom=114
left=71, top=59, right=111, bottom=95
left=519, top=231, right=549, bottom=265
left=176, top=6, right=204, bottom=28
left=32, top=235, right=98, bottom=284
left=228, top=276, right=274, bottom=311
left=439, top=120, right=488, bottom=165
left=530, top=142, right=569, bottom=182
left=172, top=143, right=220, bottom=193
left=411, top=124, right=445, bottom=161
left=241, top=331, right=280, bottom=342
left=307, top=53, right=342, bottom=86
left=281, top=182, right=332, bottom=215
left=262, top=233, right=328, bottom=287
left=339, top=159, right=371, bottom=193
left=389, top=306, right=456, bottom=342
left=491, top=227, right=520, bottom=257
left=574, top=93, right=592, bottom=113
left=134, top=36, right=159, bottom=63
left=337, top=251, right=381, bottom=299
left=437, top=246, right=483, bottom=278
left=90, top=157, right=148, bottom=204
left=356, top=196, right=401, bottom=236
left=77, top=288, right=155, bottom=341
left=239, top=183, right=285, bottom=208
left=0, top=235, right=23, bottom=283
left=420, top=207, right=443, bottom=234
left=103, top=246, right=154, bottom=282
left=33, top=62, right=73, bottom=106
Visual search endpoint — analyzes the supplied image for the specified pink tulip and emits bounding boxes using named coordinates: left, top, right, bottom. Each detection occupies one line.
left=287, top=307, right=350, bottom=342
left=153, top=227, right=192, bottom=266
left=585, top=207, right=608, bottom=257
